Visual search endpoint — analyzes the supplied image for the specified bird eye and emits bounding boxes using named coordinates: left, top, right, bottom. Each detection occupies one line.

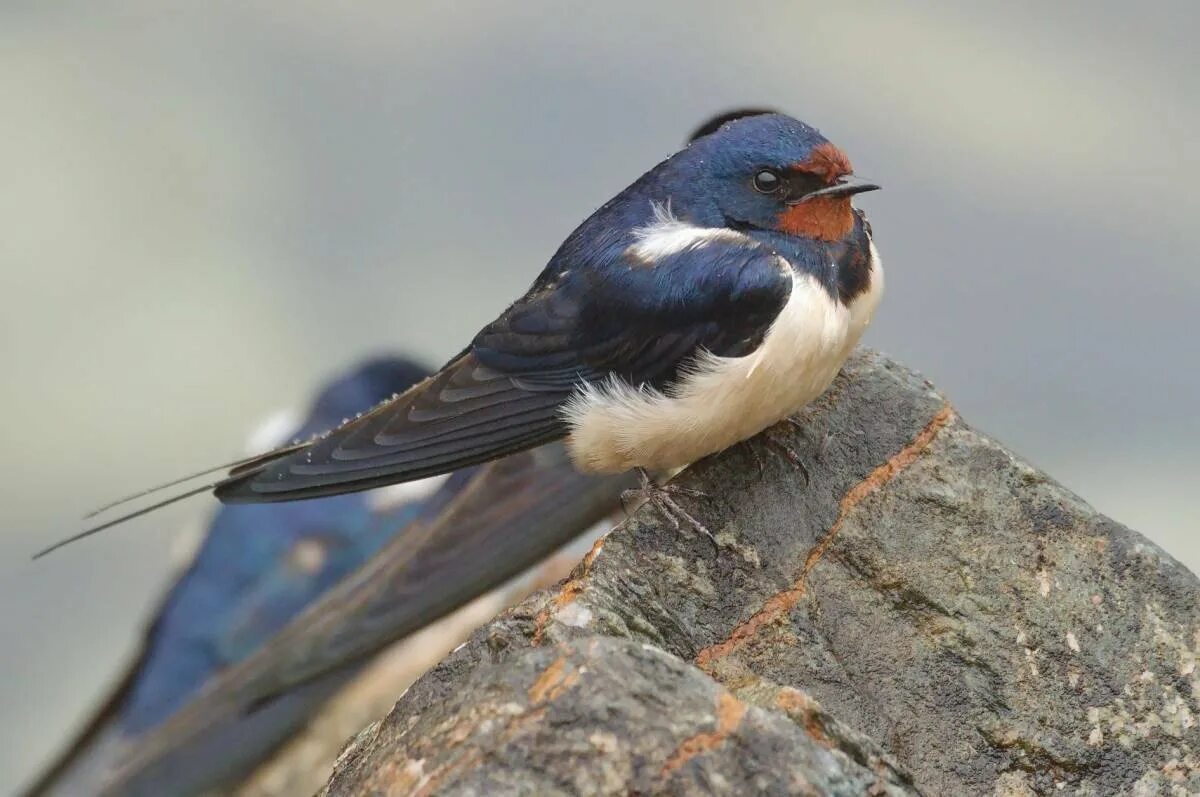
left=752, top=169, right=783, bottom=194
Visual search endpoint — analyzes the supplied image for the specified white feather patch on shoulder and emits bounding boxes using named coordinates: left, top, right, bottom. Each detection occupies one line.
left=627, top=201, right=747, bottom=261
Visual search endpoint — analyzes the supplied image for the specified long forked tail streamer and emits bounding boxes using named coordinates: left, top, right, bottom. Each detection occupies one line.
left=37, top=445, right=302, bottom=560
left=81, top=444, right=307, bottom=520
left=35, top=483, right=223, bottom=560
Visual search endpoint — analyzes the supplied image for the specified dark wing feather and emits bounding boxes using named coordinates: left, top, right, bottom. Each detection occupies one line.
left=216, top=354, right=568, bottom=502
left=217, top=237, right=791, bottom=503
left=473, top=238, right=793, bottom=386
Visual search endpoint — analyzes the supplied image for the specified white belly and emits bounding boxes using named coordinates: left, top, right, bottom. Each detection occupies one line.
left=563, top=248, right=883, bottom=473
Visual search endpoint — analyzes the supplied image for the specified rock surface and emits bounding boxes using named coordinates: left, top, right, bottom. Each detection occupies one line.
left=232, top=545, right=603, bottom=797
left=321, top=350, right=1200, bottom=796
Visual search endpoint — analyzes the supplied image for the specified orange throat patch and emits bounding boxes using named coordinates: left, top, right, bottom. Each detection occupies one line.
left=778, top=197, right=855, bottom=241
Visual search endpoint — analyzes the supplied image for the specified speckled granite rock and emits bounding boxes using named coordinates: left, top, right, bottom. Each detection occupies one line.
left=322, top=350, right=1199, bottom=797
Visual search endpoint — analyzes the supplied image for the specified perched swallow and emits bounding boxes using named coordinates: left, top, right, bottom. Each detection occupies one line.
left=219, top=112, right=881, bottom=496
left=26, top=357, right=625, bottom=797
left=48, top=110, right=880, bottom=553
left=32, top=108, right=882, bottom=791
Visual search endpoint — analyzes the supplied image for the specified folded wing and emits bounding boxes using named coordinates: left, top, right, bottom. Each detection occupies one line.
left=217, top=234, right=791, bottom=503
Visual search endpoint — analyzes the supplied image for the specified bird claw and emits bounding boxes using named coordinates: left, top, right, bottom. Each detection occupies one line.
left=785, top=416, right=833, bottom=463
left=762, top=421, right=812, bottom=485
left=738, top=439, right=768, bottom=477
left=624, top=468, right=719, bottom=552
left=666, top=484, right=709, bottom=500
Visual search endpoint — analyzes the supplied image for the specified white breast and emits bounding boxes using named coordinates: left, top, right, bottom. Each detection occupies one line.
left=562, top=242, right=883, bottom=474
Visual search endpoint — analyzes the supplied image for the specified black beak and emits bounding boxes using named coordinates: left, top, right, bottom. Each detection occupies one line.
left=800, top=175, right=881, bottom=202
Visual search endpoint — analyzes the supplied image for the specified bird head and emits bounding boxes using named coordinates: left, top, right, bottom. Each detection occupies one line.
left=682, top=113, right=879, bottom=242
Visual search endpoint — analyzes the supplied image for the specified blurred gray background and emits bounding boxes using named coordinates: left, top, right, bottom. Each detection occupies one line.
left=2, top=1, right=1197, bottom=792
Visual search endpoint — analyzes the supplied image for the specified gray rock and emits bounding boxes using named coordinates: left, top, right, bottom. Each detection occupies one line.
left=325, top=637, right=912, bottom=796
left=323, top=350, right=1200, bottom=796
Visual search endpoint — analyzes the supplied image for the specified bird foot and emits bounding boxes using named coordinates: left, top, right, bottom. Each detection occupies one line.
left=622, top=468, right=718, bottom=552
left=739, top=438, right=769, bottom=477
left=762, top=420, right=812, bottom=485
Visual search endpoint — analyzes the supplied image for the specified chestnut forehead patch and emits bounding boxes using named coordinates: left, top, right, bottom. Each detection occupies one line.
left=791, top=142, right=853, bottom=183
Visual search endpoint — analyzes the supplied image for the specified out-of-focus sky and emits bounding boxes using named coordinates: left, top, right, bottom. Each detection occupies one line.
left=2, top=1, right=1196, bottom=792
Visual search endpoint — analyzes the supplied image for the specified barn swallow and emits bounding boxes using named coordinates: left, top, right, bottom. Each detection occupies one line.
left=27, top=357, right=626, bottom=796
left=46, top=110, right=880, bottom=553
left=32, top=108, right=881, bottom=791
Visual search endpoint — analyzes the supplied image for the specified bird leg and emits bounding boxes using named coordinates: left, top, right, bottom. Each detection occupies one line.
left=622, top=468, right=718, bottom=551
left=760, top=418, right=811, bottom=485
left=739, top=438, right=769, bottom=477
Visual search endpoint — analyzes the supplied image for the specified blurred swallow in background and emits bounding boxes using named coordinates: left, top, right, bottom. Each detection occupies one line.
left=47, top=110, right=881, bottom=551
left=28, top=357, right=626, bottom=796
left=26, top=356, right=430, bottom=796
left=91, top=445, right=624, bottom=797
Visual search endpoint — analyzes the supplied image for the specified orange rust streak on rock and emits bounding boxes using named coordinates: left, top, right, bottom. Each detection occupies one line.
left=580, top=533, right=607, bottom=570
left=410, top=707, right=550, bottom=797
left=659, top=692, right=747, bottom=779
left=530, top=535, right=607, bottom=645
left=409, top=748, right=485, bottom=797
left=823, top=402, right=956, bottom=548
left=695, top=404, right=956, bottom=671
left=529, top=612, right=553, bottom=647
left=694, top=586, right=808, bottom=671
left=553, top=580, right=585, bottom=611
left=774, top=685, right=818, bottom=714
left=531, top=582, right=581, bottom=646
left=774, top=687, right=830, bottom=746
left=527, top=654, right=580, bottom=704
left=408, top=650, right=589, bottom=796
